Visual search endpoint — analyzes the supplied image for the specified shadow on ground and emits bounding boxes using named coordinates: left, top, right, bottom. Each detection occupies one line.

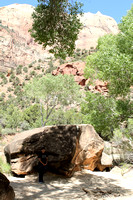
left=9, top=171, right=133, bottom=200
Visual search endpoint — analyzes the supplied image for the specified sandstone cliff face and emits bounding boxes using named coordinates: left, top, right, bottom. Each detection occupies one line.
left=77, top=11, right=119, bottom=49
left=0, top=4, right=48, bottom=72
left=0, top=4, right=119, bottom=72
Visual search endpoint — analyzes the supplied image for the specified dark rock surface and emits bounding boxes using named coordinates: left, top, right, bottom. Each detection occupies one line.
left=0, top=172, right=15, bottom=200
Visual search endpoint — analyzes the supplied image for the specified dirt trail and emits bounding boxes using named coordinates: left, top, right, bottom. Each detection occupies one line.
left=8, top=169, right=133, bottom=200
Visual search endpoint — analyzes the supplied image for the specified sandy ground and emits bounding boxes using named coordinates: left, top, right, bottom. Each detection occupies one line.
left=8, top=169, right=133, bottom=200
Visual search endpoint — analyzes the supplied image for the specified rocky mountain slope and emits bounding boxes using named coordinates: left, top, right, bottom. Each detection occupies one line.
left=0, top=3, right=119, bottom=72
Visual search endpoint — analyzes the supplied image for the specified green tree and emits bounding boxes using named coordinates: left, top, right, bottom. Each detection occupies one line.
left=83, top=5, right=133, bottom=139
left=29, top=0, right=83, bottom=59
left=4, top=104, right=22, bottom=129
left=117, top=4, right=133, bottom=59
left=22, top=104, right=41, bottom=128
left=24, top=74, right=81, bottom=126
left=85, top=34, right=133, bottom=97
left=81, top=92, right=120, bottom=140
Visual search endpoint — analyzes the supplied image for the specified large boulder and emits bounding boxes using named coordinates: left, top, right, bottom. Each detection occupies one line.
left=0, top=172, right=15, bottom=200
left=4, top=124, right=104, bottom=176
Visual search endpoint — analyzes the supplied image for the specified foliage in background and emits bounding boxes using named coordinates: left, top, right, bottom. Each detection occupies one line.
left=81, top=92, right=119, bottom=140
left=22, top=104, right=42, bottom=128
left=24, top=74, right=82, bottom=126
left=29, top=0, right=83, bottom=59
left=117, top=4, right=133, bottom=60
left=83, top=5, right=133, bottom=139
left=46, top=108, right=85, bottom=125
left=85, top=34, right=132, bottom=97
left=3, top=104, right=22, bottom=129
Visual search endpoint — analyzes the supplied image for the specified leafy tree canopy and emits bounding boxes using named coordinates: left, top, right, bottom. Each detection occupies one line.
left=24, top=74, right=81, bottom=126
left=81, top=92, right=119, bottom=139
left=117, top=4, right=133, bottom=59
left=82, top=5, right=133, bottom=139
left=85, top=34, right=133, bottom=97
left=84, top=5, right=133, bottom=97
left=30, top=0, right=83, bottom=59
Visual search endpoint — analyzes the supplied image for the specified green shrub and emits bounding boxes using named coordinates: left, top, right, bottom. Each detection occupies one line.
left=81, top=49, right=88, bottom=57
left=19, top=65, right=23, bottom=68
left=7, top=87, right=12, bottom=92
left=8, top=94, right=12, bottom=99
left=16, top=68, right=21, bottom=75
left=37, top=74, right=43, bottom=78
left=22, top=82, right=25, bottom=87
left=4, top=105, right=22, bottom=129
left=75, top=48, right=81, bottom=56
left=45, top=61, right=56, bottom=74
left=0, top=125, right=2, bottom=135
left=59, top=58, right=65, bottom=65
left=30, top=70, right=36, bottom=76
left=28, top=63, right=33, bottom=68
left=1, top=93, right=5, bottom=98
left=0, top=157, right=11, bottom=174
left=22, top=104, right=41, bottom=127
left=0, top=73, right=5, bottom=79
left=37, top=65, right=41, bottom=70
left=119, top=118, right=133, bottom=140
left=0, top=82, right=3, bottom=86
left=0, top=73, right=8, bottom=84
left=20, top=120, right=30, bottom=130
left=47, top=108, right=85, bottom=125
left=76, top=48, right=81, bottom=52
left=48, top=60, right=54, bottom=68
left=23, top=67, right=28, bottom=73
left=16, top=65, right=23, bottom=75
left=0, top=96, right=4, bottom=101
left=25, top=75, right=30, bottom=80
left=9, top=73, right=15, bottom=82
left=1, top=128, right=16, bottom=135
left=14, top=86, right=21, bottom=95
left=10, top=68, right=14, bottom=74
left=13, top=77, right=20, bottom=86
left=1, top=78, right=8, bottom=85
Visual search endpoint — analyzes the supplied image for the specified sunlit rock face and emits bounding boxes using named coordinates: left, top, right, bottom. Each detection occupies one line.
left=76, top=11, right=119, bottom=49
left=0, top=4, right=119, bottom=72
left=0, top=4, right=48, bottom=72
